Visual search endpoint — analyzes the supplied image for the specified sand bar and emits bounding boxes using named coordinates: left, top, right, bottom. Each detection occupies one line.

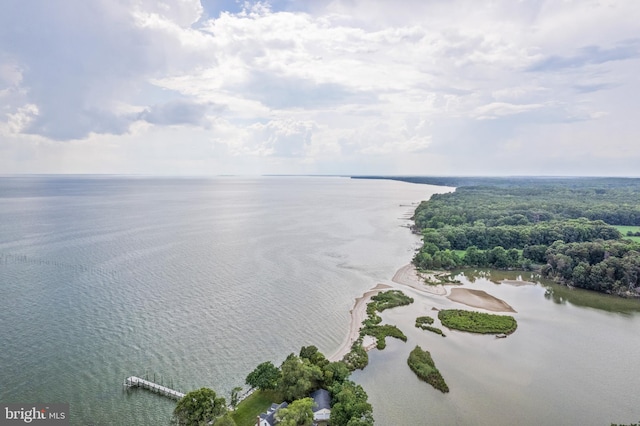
left=447, top=288, right=516, bottom=313
left=329, top=283, right=391, bottom=362
left=392, top=264, right=446, bottom=296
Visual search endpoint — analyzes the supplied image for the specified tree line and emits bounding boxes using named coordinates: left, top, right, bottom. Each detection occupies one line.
left=406, top=178, right=640, bottom=296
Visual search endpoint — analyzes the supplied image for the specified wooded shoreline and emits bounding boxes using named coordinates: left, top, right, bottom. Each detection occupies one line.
left=354, top=176, right=640, bottom=298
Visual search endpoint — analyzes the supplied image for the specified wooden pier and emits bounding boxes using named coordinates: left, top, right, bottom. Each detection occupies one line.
left=124, top=376, right=185, bottom=400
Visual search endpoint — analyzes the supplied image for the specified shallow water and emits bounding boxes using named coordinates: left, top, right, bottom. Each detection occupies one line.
left=0, top=176, right=447, bottom=425
left=351, top=271, right=640, bottom=426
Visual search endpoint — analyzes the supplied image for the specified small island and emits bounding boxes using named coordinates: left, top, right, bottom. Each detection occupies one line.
left=415, top=316, right=445, bottom=337
left=438, top=309, right=517, bottom=335
left=407, top=345, right=449, bottom=393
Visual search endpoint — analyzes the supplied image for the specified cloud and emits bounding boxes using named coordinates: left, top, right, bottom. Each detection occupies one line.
left=527, top=40, right=640, bottom=72
left=240, top=71, right=377, bottom=109
left=474, top=102, right=545, bottom=120
left=0, top=0, right=639, bottom=175
left=0, top=0, right=211, bottom=140
left=139, top=100, right=224, bottom=126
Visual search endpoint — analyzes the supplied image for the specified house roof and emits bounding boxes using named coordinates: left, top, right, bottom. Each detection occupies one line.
left=310, top=389, right=331, bottom=412
left=259, top=401, right=288, bottom=426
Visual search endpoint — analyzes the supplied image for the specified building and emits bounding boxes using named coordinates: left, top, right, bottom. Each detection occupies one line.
left=257, top=402, right=288, bottom=426
left=311, top=389, right=331, bottom=425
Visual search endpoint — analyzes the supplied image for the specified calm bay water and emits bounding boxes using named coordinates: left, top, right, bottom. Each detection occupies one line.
left=0, top=176, right=445, bottom=425
left=2, top=176, right=639, bottom=426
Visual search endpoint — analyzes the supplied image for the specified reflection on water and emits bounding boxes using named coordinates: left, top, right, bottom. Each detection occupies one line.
left=456, top=269, right=640, bottom=315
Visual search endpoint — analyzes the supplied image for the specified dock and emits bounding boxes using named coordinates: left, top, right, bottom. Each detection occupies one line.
left=124, top=376, right=185, bottom=400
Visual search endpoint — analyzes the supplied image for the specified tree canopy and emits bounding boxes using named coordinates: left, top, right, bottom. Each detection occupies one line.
left=172, top=387, right=228, bottom=426
left=275, top=397, right=315, bottom=426
left=402, top=177, right=640, bottom=296
left=245, top=361, right=280, bottom=391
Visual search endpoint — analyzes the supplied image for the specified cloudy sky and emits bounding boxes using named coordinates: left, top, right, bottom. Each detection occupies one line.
left=1, top=0, right=639, bottom=176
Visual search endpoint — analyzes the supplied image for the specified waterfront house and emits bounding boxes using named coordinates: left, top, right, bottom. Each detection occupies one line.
left=257, top=402, right=288, bottom=426
left=311, top=388, right=331, bottom=425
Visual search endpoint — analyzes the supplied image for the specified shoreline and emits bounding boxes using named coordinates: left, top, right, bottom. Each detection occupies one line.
left=328, top=283, right=392, bottom=362
left=391, top=263, right=447, bottom=296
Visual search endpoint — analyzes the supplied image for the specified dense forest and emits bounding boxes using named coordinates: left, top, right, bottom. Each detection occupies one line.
left=354, top=177, right=640, bottom=297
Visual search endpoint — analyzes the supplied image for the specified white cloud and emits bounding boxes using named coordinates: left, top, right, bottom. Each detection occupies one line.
left=474, top=102, right=545, bottom=120
left=0, top=0, right=639, bottom=175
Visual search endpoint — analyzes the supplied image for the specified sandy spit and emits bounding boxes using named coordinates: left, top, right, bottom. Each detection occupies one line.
left=328, top=283, right=391, bottom=362
left=447, top=288, right=517, bottom=313
left=391, top=263, right=447, bottom=296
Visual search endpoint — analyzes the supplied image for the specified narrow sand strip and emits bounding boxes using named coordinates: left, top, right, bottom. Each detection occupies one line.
left=391, top=264, right=447, bottom=296
left=328, top=283, right=391, bottom=362
left=447, top=288, right=516, bottom=313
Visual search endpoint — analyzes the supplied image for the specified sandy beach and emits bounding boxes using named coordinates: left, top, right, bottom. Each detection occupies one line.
left=447, top=288, right=516, bottom=313
left=391, top=263, right=447, bottom=295
left=328, top=283, right=391, bottom=362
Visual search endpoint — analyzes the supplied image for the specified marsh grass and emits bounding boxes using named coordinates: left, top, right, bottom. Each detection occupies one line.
left=438, top=309, right=517, bottom=334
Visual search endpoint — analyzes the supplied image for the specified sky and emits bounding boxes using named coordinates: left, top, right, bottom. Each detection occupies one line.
left=0, top=0, right=639, bottom=176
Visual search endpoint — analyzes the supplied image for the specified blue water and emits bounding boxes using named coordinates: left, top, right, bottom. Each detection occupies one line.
left=0, top=176, right=443, bottom=425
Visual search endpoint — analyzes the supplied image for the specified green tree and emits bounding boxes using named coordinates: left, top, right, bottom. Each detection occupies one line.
left=245, top=361, right=280, bottom=390
left=322, top=361, right=351, bottom=388
left=172, top=387, right=227, bottom=426
left=330, top=381, right=373, bottom=426
left=278, top=354, right=324, bottom=401
left=275, top=397, right=315, bottom=426
left=299, top=345, right=329, bottom=368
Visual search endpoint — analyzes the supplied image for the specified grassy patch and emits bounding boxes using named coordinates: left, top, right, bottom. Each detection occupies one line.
left=407, top=345, right=449, bottom=393
left=424, top=326, right=446, bottom=337
left=232, top=390, right=281, bottom=426
left=358, top=290, right=412, bottom=350
left=438, top=309, right=517, bottom=334
left=363, top=324, right=407, bottom=349
left=415, top=316, right=445, bottom=336
left=415, top=316, right=434, bottom=326
left=614, top=225, right=640, bottom=242
left=370, top=290, right=414, bottom=312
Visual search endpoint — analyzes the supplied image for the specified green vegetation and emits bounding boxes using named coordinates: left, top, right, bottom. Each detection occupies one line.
left=240, top=346, right=373, bottom=426
left=415, top=316, right=434, bottom=326
left=363, top=324, right=407, bottom=349
left=361, top=290, right=411, bottom=350
left=407, top=346, right=449, bottom=393
left=415, top=316, right=446, bottom=336
left=342, top=341, right=368, bottom=371
left=438, top=309, right=517, bottom=334
left=275, top=397, right=315, bottom=426
left=330, top=381, right=374, bottom=426
left=369, top=290, right=414, bottom=312
left=231, top=390, right=280, bottom=426
left=245, top=361, right=280, bottom=391
left=424, top=326, right=446, bottom=336
left=385, top=176, right=640, bottom=297
left=542, top=240, right=640, bottom=293
left=341, top=290, right=414, bottom=369
left=172, top=387, right=229, bottom=426
left=615, top=225, right=640, bottom=243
